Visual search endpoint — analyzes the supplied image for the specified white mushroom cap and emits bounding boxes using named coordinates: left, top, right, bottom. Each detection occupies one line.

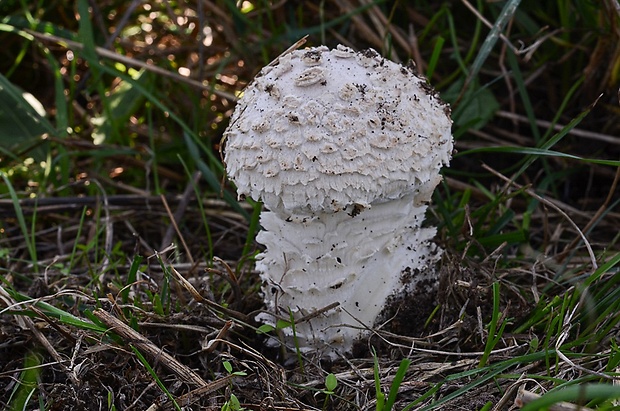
left=224, top=44, right=452, bottom=217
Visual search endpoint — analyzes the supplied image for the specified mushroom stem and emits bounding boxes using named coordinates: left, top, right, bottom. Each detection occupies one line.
left=256, top=193, right=441, bottom=357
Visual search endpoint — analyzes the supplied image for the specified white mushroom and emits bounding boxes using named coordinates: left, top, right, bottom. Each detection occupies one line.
left=224, top=44, right=453, bottom=357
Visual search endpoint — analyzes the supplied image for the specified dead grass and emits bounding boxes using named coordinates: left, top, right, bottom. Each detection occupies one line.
left=1, top=0, right=620, bottom=410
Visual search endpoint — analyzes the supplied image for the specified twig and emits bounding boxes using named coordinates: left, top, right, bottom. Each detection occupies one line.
left=6, top=297, right=79, bottom=385
left=26, top=30, right=237, bottom=102
left=202, top=320, right=233, bottom=353
left=407, top=23, right=425, bottom=73
left=29, top=305, right=76, bottom=344
left=493, top=375, right=530, bottom=411
left=296, top=301, right=340, bottom=324
left=28, top=317, right=78, bottom=385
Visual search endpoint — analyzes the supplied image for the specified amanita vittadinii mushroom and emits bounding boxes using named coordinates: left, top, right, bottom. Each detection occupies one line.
left=224, top=44, right=453, bottom=357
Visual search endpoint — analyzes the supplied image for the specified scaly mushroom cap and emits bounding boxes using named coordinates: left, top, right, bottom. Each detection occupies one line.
left=224, top=45, right=452, bottom=217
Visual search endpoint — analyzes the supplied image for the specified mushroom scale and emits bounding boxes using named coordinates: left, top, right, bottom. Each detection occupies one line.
left=224, top=44, right=452, bottom=219
left=224, top=44, right=453, bottom=357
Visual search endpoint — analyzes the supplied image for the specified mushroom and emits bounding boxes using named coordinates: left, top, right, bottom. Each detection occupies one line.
left=224, top=44, right=453, bottom=357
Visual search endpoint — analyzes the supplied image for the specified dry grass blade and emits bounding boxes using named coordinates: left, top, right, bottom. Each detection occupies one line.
left=558, top=164, right=620, bottom=261
left=495, top=111, right=620, bottom=145
left=169, top=265, right=250, bottom=322
left=150, top=374, right=236, bottom=411
left=2, top=1, right=620, bottom=410
left=17, top=305, right=79, bottom=385
left=160, top=193, right=194, bottom=265
left=93, top=309, right=208, bottom=387
left=267, top=35, right=309, bottom=67
left=159, top=171, right=202, bottom=257
left=554, top=305, right=616, bottom=380
left=333, top=0, right=385, bottom=49
left=481, top=163, right=598, bottom=271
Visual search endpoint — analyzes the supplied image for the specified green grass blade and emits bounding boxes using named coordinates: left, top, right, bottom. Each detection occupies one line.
left=426, top=36, right=445, bottom=79
left=121, top=254, right=143, bottom=303
left=583, top=252, right=620, bottom=288
left=178, top=156, right=214, bottom=261
left=0, top=172, right=38, bottom=270
left=183, top=132, right=249, bottom=219
left=0, top=285, right=107, bottom=333
left=38, top=40, right=69, bottom=139
left=384, top=358, right=411, bottom=411
left=519, top=384, right=620, bottom=411
left=479, top=282, right=501, bottom=368
left=401, top=383, right=441, bottom=411
left=76, top=0, right=98, bottom=62
left=465, top=0, right=522, bottom=93
left=373, top=348, right=385, bottom=411
left=7, top=350, right=40, bottom=411
left=505, top=48, right=540, bottom=143
left=416, top=364, right=511, bottom=411
left=458, top=146, right=620, bottom=167
left=67, top=206, right=88, bottom=273
left=414, top=351, right=559, bottom=410
left=131, top=346, right=182, bottom=411
left=239, top=198, right=262, bottom=267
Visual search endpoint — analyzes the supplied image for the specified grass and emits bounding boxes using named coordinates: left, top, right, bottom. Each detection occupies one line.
left=1, top=0, right=619, bottom=410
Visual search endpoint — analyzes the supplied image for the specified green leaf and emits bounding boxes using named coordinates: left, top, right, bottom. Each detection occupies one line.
left=152, top=294, right=164, bottom=316
left=256, top=324, right=275, bottom=334
left=275, top=319, right=292, bottom=329
left=0, top=73, right=54, bottom=158
left=229, top=393, right=241, bottom=411
left=325, top=373, right=338, bottom=392
left=223, top=361, right=233, bottom=374
left=122, top=254, right=143, bottom=303
left=442, top=77, right=499, bottom=130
